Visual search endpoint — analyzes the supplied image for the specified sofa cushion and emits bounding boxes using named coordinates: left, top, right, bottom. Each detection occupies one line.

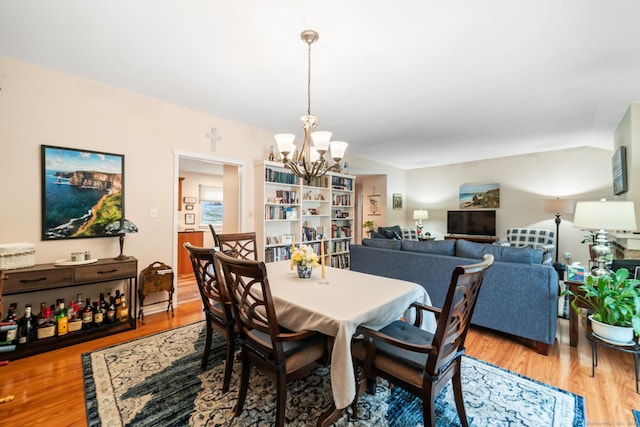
left=401, top=228, right=418, bottom=240
left=401, top=239, right=456, bottom=256
left=455, top=239, right=543, bottom=264
left=362, top=238, right=402, bottom=250
left=377, top=225, right=403, bottom=240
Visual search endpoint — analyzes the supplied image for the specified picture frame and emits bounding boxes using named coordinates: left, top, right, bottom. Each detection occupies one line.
left=185, top=213, right=196, bottom=225
left=392, top=193, right=403, bottom=209
left=282, top=234, right=293, bottom=245
left=41, top=145, right=124, bottom=240
left=184, top=196, right=198, bottom=204
left=185, top=204, right=194, bottom=210
left=459, top=183, right=500, bottom=209
left=612, top=146, right=628, bottom=195
left=368, top=195, right=381, bottom=215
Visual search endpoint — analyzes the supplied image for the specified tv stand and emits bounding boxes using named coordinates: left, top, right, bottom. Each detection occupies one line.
left=445, top=235, right=498, bottom=244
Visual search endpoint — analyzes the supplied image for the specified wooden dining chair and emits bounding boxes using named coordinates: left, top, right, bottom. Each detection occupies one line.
left=216, top=231, right=258, bottom=260
left=214, top=251, right=327, bottom=427
left=351, top=254, right=495, bottom=427
left=208, top=224, right=221, bottom=248
left=184, top=242, right=237, bottom=392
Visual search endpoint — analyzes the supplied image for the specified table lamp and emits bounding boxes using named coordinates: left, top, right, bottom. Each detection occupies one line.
left=573, top=200, right=637, bottom=276
left=543, top=197, right=574, bottom=264
left=413, top=209, right=429, bottom=237
left=104, top=218, right=139, bottom=260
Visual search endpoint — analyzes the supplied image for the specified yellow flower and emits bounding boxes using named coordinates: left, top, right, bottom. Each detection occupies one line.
left=292, top=245, right=320, bottom=267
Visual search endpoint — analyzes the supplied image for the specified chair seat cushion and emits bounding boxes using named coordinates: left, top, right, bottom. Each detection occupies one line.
left=374, top=320, right=434, bottom=371
left=250, top=329, right=325, bottom=373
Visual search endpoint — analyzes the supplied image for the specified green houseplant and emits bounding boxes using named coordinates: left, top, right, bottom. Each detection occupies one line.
left=362, top=220, right=375, bottom=232
left=562, top=268, right=640, bottom=341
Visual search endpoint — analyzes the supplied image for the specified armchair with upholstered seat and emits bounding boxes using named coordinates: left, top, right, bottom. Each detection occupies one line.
left=505, top=228, right=555, bottom=266
left=351, top=254, right=494, bottom=426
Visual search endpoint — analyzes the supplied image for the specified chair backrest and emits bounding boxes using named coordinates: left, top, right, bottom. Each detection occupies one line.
left=214, top=251, right=286, bottom=364
left=208, top=224, right=221, bottom=248
left=426, top=254, right=494, bottom=376
left=183, top=242, right=232, bottom=324
left=506, top=228, right=554, bottom=247
left=216, top=232, right=258, bottom=260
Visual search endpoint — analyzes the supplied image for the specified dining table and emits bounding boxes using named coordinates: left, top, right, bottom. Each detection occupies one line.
left=265, top=260, right=436, bottom=425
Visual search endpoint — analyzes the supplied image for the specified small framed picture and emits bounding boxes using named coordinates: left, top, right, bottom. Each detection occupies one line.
left=185, top=204, right=194, bottom=210
left=185, top=213, right=196, bottom=225
left=184, top=196, right=197, bottom=204
left=282, top=234, right=293, bottom=245
left=393, top=193, right=403, bottom=209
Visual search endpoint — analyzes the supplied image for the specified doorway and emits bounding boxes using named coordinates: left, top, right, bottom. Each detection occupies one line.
left=173, top=151, right=245, bottom=305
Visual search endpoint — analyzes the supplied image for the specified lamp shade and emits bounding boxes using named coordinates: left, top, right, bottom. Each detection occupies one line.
left=544, top=198, right=574, bottom=214
left=413, top=209, right=429, bottom=221
left=573, top=201, right=637, bottom=231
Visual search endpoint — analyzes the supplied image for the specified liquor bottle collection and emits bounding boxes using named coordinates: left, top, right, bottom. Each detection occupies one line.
left=0, top=289, right=129, bottom=348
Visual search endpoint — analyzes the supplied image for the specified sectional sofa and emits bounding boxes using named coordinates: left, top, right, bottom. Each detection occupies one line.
left=350, top=238, right=559, bottom=354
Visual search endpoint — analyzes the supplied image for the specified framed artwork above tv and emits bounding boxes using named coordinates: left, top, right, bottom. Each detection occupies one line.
left=41, top=145, right=124, bottom=240
left=612, top=146, right=628, bottom=195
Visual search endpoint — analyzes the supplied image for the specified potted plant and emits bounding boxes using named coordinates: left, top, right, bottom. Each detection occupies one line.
left=362, top=220, right=375, bottom=232
left=562, top=268, right=640, bottom=343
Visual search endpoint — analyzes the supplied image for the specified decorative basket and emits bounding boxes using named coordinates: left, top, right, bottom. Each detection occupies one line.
left=0, top=242, right=36, bottom=270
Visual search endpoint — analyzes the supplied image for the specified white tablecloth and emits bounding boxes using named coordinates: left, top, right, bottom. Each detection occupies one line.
left=266, top=261, right=436, bottom=409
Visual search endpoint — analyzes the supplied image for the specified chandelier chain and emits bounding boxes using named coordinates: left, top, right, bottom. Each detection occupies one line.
left=307, top=40, right=312, bottom=117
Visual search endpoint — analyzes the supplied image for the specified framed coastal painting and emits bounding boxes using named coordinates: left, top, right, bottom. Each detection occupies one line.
left=612, top=146, right=628, bottom=195
left=41, top=145, right=125, bottom=240
left=459, top=183, right=500, bottom=209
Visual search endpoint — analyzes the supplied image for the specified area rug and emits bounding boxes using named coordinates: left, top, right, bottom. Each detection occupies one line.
left=83, top=322, right=585, bottom=426
left=633, top=409, right=640, bottom=427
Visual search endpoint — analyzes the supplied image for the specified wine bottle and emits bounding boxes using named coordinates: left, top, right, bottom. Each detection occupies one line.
left=2, top=303, right=18, bottom=345
left=17, top=304, right=37, bottom=345
left=56, top=299, right=68, bottom=336
left=36, top=302, right=47, bottom=327
left=93, top=302, right=104, bottom=327
left=37, top=307, right=56, bottom=340
left=117, top=293, right=129, bottom=323
left=106, top=294, right=116, bottom=324
left=81, top=298, right=93, bottom=330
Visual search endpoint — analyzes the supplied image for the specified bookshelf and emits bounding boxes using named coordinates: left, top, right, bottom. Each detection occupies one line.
left=254, top=161, right=354, bottom=268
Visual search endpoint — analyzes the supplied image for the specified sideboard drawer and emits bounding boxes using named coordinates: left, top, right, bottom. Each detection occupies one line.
left=74, top=259, right=138, bottom=283
left=4, top=266, right=73, bottom=294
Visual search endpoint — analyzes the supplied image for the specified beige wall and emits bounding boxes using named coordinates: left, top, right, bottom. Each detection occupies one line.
left=0, top=55, right=274, bottom=273
left=405, top=146, right=614, bottom=266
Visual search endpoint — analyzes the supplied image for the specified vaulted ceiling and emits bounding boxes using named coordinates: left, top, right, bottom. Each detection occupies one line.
left=2, top=1, right=640, bottom=169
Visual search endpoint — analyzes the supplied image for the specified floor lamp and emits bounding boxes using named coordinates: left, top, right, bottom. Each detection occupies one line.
left=544, top=198, right=574, bottom=272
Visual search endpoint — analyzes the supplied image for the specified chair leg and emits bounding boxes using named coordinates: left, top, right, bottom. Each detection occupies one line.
left=234, top=350, right=251, bottom=417
left=350, top=365, right=366, bottom=419
left=422, top=383, right=437, bottom=427
left=275, top=370, right=287, bottom=427
left=222, top=337, right=234, bottom=393
left=201, top=321, right=213, bottom=370
left=452, top=367, right=469, bottom=427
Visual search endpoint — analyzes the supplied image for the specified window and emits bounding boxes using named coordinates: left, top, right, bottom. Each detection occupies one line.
left=199, top=185, right=223, bottom=226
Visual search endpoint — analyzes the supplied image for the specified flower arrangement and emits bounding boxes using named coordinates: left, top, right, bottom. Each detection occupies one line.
left=291, top=245, right=320, bottom=267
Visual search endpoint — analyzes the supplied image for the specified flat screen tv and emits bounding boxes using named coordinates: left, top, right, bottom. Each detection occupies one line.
left=447, top=210, right=496, bottom=237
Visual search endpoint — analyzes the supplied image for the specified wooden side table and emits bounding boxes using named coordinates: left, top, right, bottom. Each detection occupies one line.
left=566, top=280, right=588, bottom=347
left=587, top=331, right=640, bottom=393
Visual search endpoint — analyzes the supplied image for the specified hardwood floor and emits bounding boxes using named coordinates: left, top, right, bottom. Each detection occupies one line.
left=0, top=305, right=638, bottom=425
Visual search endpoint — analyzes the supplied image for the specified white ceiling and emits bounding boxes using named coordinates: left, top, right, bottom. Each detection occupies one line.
left=2, top=1, right=640, bottom=169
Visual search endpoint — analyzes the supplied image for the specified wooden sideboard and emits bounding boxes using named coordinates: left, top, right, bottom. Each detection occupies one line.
left=1, top=257, right=137, bottom=360
left=177, top=231, right=204, bottom=274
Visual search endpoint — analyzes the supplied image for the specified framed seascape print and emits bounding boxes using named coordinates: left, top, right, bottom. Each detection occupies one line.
left=612, top=146, right=628, bottom=195
left=41, top=145, right=124, bottom=240
left=392, top=193, right=403, bottom=209
left=459, top=183, right=500, bottom=209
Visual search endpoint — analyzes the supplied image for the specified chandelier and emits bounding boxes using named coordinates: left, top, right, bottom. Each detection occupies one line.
left=274, top=29, right=348, bottom=184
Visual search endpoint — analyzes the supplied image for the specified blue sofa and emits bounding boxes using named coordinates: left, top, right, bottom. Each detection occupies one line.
left=350, top=238, right=559, bottom=355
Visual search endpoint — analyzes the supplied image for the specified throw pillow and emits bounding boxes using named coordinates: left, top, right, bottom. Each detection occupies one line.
left=456, top=239, right=539, bottom=264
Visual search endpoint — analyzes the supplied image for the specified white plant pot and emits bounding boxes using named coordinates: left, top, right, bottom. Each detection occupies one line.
left=589, top=315, right=634, bottom=344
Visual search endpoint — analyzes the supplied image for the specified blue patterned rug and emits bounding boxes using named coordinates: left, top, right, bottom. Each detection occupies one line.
left=633, top=409, right=640, bottom=426
left=83, top=322, right=585, bottom=426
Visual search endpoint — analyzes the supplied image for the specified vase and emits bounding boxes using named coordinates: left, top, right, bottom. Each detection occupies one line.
left=589, top=315, right=635, bottom=345
left=297, top=264, right=312, bottom=279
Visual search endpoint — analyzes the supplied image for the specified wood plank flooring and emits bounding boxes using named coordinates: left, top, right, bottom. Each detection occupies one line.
left=1, top=298, right=638, bottom=425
